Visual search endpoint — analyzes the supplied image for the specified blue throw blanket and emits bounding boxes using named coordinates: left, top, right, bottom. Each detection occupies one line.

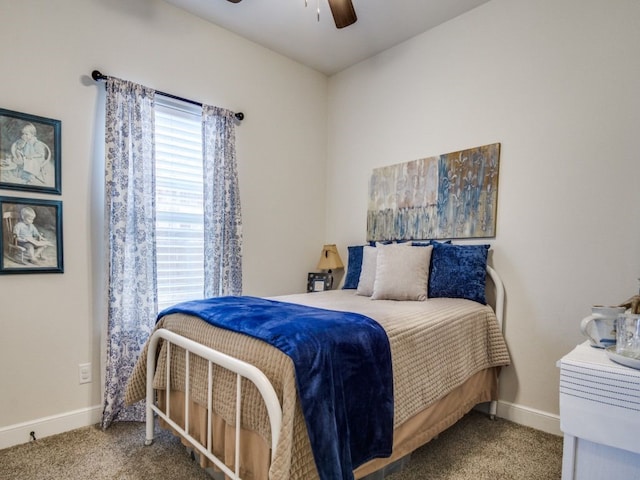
left=158, top=296, right=393, bottom=480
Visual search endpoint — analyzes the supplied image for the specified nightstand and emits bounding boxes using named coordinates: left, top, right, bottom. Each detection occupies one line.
left=558, top=341, right=640, bottom=479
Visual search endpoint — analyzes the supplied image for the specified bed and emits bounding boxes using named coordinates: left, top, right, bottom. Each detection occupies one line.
left=125, top=242, right=510, bottom=480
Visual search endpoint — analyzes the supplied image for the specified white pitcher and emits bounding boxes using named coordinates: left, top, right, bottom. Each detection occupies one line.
left=580, top=305, right=625, bottom=348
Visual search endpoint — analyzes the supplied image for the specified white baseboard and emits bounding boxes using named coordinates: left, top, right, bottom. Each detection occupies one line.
left=0, top=400, right=561, bottom=451
left=495, top=400, right=562, bottom=436
left=0, top=405, right=102, bottom=450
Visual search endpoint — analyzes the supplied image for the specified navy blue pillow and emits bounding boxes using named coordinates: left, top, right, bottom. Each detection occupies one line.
left=428, top=243, right=490, bottom=304
left=342, top=245, right=365, bottom=289
left=412, top=240, right=452, bottom=247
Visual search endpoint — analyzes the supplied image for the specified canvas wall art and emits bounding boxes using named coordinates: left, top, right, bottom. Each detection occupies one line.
left=367, top=143, right=500, bottom=241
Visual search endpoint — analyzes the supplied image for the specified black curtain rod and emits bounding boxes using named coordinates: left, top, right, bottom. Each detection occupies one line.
left=91, top=70, right=244, bottom=121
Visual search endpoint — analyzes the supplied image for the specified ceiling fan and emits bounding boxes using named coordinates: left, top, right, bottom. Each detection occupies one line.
left=226, top=0, right=357, bottom=29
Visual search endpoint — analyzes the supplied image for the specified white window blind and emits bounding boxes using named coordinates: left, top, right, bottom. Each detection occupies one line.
left=155, top=99, right=204, bottom=311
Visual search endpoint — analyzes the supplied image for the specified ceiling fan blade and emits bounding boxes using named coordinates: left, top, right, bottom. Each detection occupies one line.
left=327, top=0, right=357, bottom=29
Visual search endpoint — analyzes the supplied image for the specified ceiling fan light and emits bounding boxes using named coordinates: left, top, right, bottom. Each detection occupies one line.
left=327, top=0, right=357, bottom=29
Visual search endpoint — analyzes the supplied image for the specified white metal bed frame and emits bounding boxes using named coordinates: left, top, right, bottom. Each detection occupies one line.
left=143, top=265, right=505, bottom=479
left=485, top=265, right=504, bottom=420
left=144, top=329, right=283, bottom=480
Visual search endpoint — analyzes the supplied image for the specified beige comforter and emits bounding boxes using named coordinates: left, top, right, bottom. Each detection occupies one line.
left=125, top=291, right=510, bottom=479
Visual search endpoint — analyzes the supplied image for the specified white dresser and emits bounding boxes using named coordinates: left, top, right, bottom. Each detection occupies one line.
left=558, top=341, right=640, bottom=479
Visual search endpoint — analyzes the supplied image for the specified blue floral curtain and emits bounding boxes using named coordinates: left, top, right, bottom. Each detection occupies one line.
left=101, top=77, right=157, bottom=428
left=202, top=106, right=243, bottom=297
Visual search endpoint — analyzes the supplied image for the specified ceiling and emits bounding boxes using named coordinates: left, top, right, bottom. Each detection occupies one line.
left=163, top=0, right=491, bottom=76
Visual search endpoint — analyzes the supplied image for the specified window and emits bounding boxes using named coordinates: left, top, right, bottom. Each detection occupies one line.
left=155, top=99, right=204, bottom=311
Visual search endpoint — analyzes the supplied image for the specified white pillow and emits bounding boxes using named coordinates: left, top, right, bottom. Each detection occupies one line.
left=356, top=246, right=378, bottom=296
left=371, top=244, right=433, bottom=301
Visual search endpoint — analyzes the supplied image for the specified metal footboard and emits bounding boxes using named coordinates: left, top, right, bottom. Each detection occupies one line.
left=144, top=328, right=283, bottom=480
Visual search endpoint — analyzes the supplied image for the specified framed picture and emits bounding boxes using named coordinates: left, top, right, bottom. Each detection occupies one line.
left=0, top=108, right=61, bottom=195
left=0, top=196, right=63, bottom=274
left=307, top=272, right=330, bottom=292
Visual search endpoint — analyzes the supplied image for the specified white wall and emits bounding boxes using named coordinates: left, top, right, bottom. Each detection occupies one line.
left=327, top=0, right=640, bottom=431
left=0, top=0, right=327, bottom=445
left=3, top=0, right=639, bottom=448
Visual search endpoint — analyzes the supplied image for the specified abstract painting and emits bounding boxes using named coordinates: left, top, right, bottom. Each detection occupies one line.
left=367, top=143, right=500, bottom=241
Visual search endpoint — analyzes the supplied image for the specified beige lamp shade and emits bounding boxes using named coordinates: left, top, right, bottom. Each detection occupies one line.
left=317, top=244, right=344, bottom=271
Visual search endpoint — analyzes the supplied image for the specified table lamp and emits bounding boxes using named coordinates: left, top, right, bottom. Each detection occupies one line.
left=317, top=244, right=344, bottom=289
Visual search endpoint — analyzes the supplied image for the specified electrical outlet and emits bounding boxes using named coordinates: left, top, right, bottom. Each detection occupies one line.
left=79, top=363, right=92, bottom=384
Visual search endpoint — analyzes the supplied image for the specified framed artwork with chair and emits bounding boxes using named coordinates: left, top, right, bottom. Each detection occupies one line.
left=0, top=108, right=61, bottom=195
left=0, top=196, right=63, bottom=274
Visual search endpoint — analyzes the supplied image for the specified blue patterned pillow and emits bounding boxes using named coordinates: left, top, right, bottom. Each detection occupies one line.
left=428, top=243, right=490, bottom=304
left=342, top=245, right=365, bottom=289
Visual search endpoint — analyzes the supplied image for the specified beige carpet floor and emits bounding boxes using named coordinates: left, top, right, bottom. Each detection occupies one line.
left=0, top=411, right=562, bottom=479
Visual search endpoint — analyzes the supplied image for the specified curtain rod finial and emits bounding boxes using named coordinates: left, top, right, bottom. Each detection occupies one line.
left=92, top=70, right=105, bottom=81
